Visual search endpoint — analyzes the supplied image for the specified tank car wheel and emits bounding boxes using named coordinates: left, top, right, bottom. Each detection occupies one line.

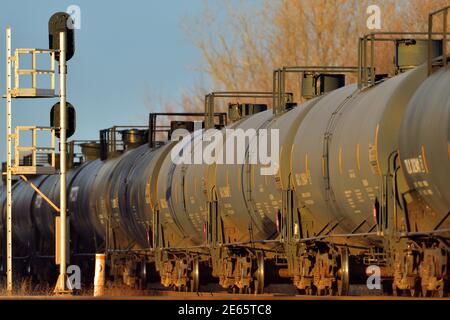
left=392, top=285, right=405, bottom=297
left=253, top=280, right=260, bottom=294
left=299, top=287, right=314, bottom=296
left=237, top=286, right=250, bottom=294
left=393, top=286, right=407, bottom=297
left=409, top=289, right=417, bottom=297
left=253, top=251, right=265, bottom=294
left=190, top=257, right=200, bottom=292
left=393, top=286, right=399, bottom=297
left=425, top=287, right=445, bottom=298
left=381, top=279, right=393, bottom=295
left=138, top=262, right=147, bottom=290
left=337, top=247, right=350, bottom=296
left=410, top=278, right=421, bottom=297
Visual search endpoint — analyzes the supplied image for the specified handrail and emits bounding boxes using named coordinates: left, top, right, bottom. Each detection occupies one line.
left=428, top=5, right=449, bottom=75
left=273, top=66, right=359, bottom=114
left=204, top=91, right=290, bottom=129
left=358, top=31, right=450, bottom=88
left=14, top=126, right=56, bottom=169
left=13, top=47, right=56, bottom=96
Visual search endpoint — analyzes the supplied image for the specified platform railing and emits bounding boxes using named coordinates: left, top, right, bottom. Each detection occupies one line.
left=11, top=48, right=56, bottom=98
left=428, top=5, right=449, bottom=75
left=13, top=125, right=56, bottom=175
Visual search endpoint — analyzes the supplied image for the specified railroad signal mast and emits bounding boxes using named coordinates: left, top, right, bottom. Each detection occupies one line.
left=3, top=12, right=75, bottom=295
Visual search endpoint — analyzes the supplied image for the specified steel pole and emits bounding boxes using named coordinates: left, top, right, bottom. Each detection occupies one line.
left=428, top=15, right=433, bottom=76
left=5, top=26, right=13, bottom=294
left=443, top=9, right=447, bottom=67
left=55, top=31, right=69, bottom=293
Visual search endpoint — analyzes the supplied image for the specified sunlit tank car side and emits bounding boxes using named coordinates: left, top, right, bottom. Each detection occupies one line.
left=89, top=157, right=122, bottom=246
left=108, top=145, right=152, bottom=248
left=399, top=66, right=450, bottom=230
left=89, top=142, right=150, bottom=250
left=160, top=115, right=258, bottom=247
left=175, top=130, right=217, bottom=245
left=291, top=65, right=427, bottom=242
left=239, top=99, right=320, bottom=242
left=213, top=110, right=274, bottom=243
left=156, top=133, right=205, bottom=248
left=125, top=144, right=173, bottom=248
left=169, top=110, right=278, bottom=246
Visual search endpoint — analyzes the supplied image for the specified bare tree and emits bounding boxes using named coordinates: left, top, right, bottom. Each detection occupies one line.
left=175, top=0, right=449, bottom=112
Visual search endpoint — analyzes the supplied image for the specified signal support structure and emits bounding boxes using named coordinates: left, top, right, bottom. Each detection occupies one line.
left=3, top=26, right=71, bottom=295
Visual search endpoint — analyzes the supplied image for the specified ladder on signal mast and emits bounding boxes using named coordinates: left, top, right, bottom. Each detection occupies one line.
left=3, top=26, right=68, bottom=294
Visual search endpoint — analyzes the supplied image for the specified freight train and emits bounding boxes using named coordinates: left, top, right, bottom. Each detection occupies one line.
left=1, top=12, right=450, bottom=297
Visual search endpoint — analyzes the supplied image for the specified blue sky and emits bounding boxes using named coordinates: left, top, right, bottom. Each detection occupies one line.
left=0, top=0, right=210, bottom=160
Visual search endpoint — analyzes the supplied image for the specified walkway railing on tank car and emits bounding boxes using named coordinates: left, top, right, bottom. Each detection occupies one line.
left=428, top=5, right=450, bottom=75
left=99, top=125, right=148, bottom=160
left=359, top=31, right=450, bottom=88
left=148, top=112, right=227, bottom=148
left=272, top=66, right=359, bottom=115
left=204, top=91, right=293, bottom=128
left=67, top=139, right=101, bottom=167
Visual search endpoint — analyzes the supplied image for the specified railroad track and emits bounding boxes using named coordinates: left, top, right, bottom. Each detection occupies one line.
left=1, top=293, right=449, bottom=300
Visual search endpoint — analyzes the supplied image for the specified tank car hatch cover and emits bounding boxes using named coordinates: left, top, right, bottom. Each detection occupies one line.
left=301, top=73, right=346, bottom=99
left=395, top=39, right=443, bottom=72
left=228, top=103, right=268, bottom=122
